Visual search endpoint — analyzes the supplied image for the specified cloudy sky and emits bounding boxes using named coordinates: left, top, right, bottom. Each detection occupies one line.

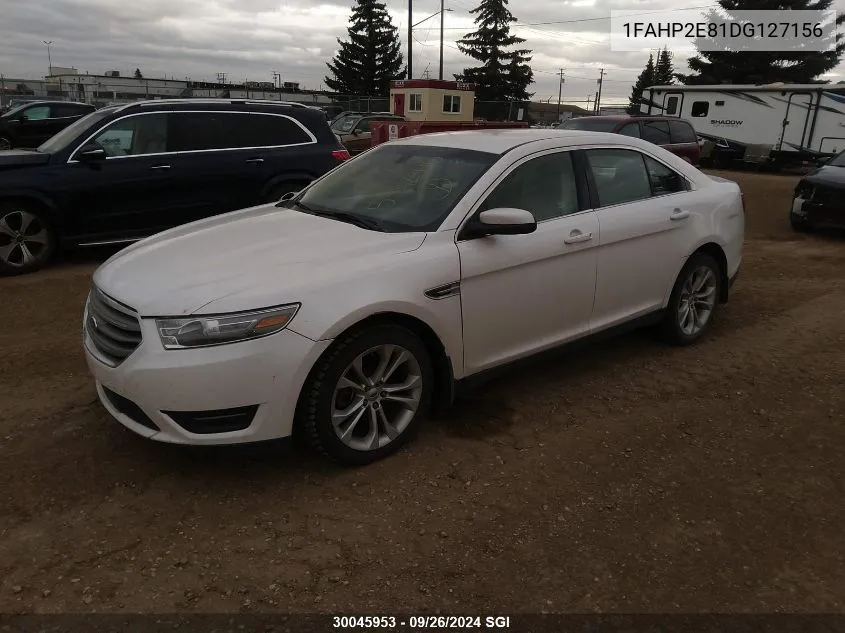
left=2, top=0, right=845, bottom=107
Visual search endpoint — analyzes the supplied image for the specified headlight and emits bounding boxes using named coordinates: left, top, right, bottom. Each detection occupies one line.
left=156, top=304, right=299, bottom=349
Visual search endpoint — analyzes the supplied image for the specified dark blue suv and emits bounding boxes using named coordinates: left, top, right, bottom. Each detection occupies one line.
left=0, top=99, right=350, bottom=276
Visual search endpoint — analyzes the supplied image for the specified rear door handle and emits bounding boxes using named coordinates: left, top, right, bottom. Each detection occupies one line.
left=670, top=208, right=690, bottom=220
left=245, top=158, right=265, bottom=164
left=564, top=231, right=593, bottom=244
left=150, top=164, right=171, bottom=170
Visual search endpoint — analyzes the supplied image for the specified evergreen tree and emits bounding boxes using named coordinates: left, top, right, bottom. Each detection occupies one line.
left=134, top=68, right=143, bottom=79
left=325, top=0, right=405, bottom=97
left=678, top=0, right=844, bottom=84
left=454, top=0, right=534, bottom=102
left=627, top=53, right=655, bottom=114
left=654, top=48, right=675, bottom=85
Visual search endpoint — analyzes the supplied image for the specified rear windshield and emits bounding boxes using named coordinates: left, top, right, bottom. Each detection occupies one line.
left=559, top=118, right=621, bottom=133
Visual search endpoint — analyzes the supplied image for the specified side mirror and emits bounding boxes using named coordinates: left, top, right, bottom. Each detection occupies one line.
left=76, top=144, right=108, bottom=162
left=464, top=208, right=537, bottom=239
left=279, top=191, right=298, bottom=202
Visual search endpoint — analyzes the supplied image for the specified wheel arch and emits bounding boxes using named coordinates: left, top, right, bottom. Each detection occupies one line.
left=293, top=311, right=456, bottom=435
left=692, top=242, right=730, bottom=303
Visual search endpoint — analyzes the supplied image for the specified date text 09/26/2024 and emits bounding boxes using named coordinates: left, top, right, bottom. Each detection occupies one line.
left=333, top=616, right=512, bottom=629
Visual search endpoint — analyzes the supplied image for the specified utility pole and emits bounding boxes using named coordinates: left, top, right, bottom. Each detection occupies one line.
left=556, top=68, right=565, bottom=122
left=439, top=0, right=445, bottom=80
left=408, top=0, right=413, bottom=80
left=586, top=93, right=593, bottom=112
left=595, top=68, right=605, bottom=114
left=0, top=74, right=5, bottom=109
left=42, top=40, right=53, bottom=76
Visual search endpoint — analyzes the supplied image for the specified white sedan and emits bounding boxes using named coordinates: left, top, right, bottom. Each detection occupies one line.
left=83, top=129, right=744, bottom=465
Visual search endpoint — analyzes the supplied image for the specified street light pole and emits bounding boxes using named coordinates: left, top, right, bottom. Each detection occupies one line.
left=42, top=40, right=53, bottom=76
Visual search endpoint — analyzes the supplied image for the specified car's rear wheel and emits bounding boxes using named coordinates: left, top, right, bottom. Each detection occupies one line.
left=660, top=253, right=721, bottom=346
left=0, top=202, right=56, bottom=276
left=299, top=324, right=433, bottom=466
left=0, top=137, right=12, bottom=151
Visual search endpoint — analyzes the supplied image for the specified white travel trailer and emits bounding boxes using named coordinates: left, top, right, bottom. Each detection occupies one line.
left=640, top=83, right=845, bottom=168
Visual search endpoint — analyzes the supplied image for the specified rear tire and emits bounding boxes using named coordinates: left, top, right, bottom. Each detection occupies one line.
left=0, top=201, right=57, bottom=276
left=659, top=253, right=722, bottom=346
left=298, top=324, right=433, bottom=466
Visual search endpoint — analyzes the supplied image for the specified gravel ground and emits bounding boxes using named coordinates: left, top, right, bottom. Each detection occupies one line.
left=1, top=170, right=844, bottom=615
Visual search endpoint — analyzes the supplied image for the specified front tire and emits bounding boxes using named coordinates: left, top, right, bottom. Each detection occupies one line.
left=299, top=324, right=433, bottom=466
left=660, top=253, right=722, bottom=346
left=0, top=202, right=57, bottom=276
left=0, top=137, right=12, bottom=151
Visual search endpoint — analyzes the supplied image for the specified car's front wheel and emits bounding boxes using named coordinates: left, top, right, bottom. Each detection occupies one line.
left=299, top=324, right=433, bottom=465
left=660, top=253, right=722, bottom=346
left=0, top=137, right=12, bottom=151
left=0, top=202, right=56, bottom=276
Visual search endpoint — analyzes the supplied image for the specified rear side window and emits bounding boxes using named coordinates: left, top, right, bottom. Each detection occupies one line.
left=52, top=104, right=87, bottom=118
left=586, top=148, right=653, bottom=207
left=222, top=113, right=313, bottom=148
left=668, top=120, right=697, bottom=144
left=618, top=122, right=640, bottom=138
left=641, top=120, right=671, bottom=145
left=168, top=112, right=312, bottom=152
left=22, top=105, right=50, bottom=121
left=644, top=156, right=687, bottom=195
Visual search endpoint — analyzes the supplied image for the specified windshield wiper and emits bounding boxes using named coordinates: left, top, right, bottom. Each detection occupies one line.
left=311, top=210, right=386, bottom=232
left=285, top=200, right=385, bottom=231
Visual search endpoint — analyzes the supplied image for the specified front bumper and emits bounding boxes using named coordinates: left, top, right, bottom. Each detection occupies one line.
left=83, top=311, right=331, bottom=445
left=791, top=195, right=845, bottom=229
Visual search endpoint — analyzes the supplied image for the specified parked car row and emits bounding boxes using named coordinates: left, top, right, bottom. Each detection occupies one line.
left=80, top=129, right=745, bottom=465
left=0, top=100, right=96, bottom=150
left=0, top=99, right=351, bottom=276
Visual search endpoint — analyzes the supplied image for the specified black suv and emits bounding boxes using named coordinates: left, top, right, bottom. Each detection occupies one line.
left=0, top=99, right=350, bottom=275
left=0, top=100, right=96, bottom=150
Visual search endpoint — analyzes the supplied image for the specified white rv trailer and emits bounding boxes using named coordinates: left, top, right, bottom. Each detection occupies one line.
left=640, top=83, right=845, bottom=168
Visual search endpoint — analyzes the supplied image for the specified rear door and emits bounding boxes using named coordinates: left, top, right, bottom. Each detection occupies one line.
left=641, top=119, right=680, bottom=156
left=667, top=119, right=701, bottom=165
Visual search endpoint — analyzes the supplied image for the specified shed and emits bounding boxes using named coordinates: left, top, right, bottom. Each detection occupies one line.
left=388, top=80, right=476, bottom=122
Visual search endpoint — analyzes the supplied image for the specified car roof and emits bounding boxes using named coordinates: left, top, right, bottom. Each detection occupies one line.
left=9, top=100, right=92, bottom=108
left=390, top=128, right=650, bottom=154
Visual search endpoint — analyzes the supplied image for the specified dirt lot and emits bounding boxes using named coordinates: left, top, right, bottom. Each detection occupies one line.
left=1, top=171, right=844, bottom=615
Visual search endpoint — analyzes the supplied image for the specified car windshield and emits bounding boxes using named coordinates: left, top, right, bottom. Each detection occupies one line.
left=331, top=115, right=359, bottom=133
left=560, top=118, right=621, bottom=133
left=1, top=103, right=33, bottom=119
left=37, top=108, right=115, bottom=154
left=293, top=144, right=498, bottom=232
left=828, top=150, right=845, bottom=167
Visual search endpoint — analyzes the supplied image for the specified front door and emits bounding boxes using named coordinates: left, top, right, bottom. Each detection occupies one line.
left=780, top=92, right=813, bottom=150
left=458, top=149, right=598, bottom=374
left=663, top=92, right=683, bottom=117
left=585, top=147, right=698, bottom=331
left=15, top=104, right=55, bottom=147
left=393, top=93, right=405, bottom=117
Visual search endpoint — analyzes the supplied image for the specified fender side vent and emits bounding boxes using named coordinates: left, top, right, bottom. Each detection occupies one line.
left=425, top=282, right=460, bottom=300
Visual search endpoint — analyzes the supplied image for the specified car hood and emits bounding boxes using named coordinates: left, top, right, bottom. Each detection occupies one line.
left=0, top=149, right=50, bottom=167
left=801, top=164, right=845, bottom=189
left=93, top=204, right=427, bottom=317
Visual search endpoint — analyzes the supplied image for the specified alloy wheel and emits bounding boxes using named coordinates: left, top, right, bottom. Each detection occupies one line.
left=0, top=210, right=51, bottom=269
left=677, top=265, right=717, bottom=336
left=331, top=344, right=423, bottom=452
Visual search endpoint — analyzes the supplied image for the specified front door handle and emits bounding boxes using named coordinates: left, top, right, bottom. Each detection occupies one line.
left=150, top=164, right=171, bottom=170
left=670, top=208, right=690, bottom=221
left=564, top=230, right=593, bottom=244
left=245, top=158, right=265, bottom=164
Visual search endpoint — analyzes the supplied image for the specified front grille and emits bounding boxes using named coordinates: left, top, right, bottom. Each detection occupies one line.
left=85, top=287, right=142, bottom=366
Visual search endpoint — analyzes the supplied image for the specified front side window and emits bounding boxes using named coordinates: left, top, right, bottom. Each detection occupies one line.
left=89, top=113, right=169, bottom=157
left=22, top=106, right=50, bottom=121
left=618, top=122, right=641, bottom=138
left=586, top=148, right=653, bottom=207
left=641, top=120, right=671, bottom=145
left=295, top=144, right=497, bottom=232
left=443, top=95, right=461, bottom=113
left=409, top=94, right=423, bottom=112
left=480, top=152, right=580, bottom=222
left=644, top=156, right=687, bottom=195
left=354, top=118, right=372, bottom=133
